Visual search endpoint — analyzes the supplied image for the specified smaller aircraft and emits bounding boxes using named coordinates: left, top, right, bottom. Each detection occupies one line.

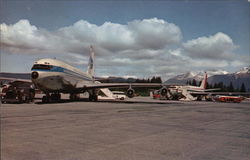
left=167, top=73, right=220, bottom=100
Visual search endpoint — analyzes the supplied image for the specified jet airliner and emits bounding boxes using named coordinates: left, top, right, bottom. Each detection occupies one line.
left=31, top=46, right=165, bottom=102
left=168, top=73, right=221, bottom=100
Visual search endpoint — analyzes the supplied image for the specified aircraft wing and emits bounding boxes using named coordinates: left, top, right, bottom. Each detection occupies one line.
left=76, top=82, right=166, bottom=90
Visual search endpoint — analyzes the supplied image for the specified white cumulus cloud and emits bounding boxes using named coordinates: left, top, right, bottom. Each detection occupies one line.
left=0, top=18, right=182, bottom=55
left=183, top=32, right=237, bottom=60
left=128, top=18, right=182, bottom=49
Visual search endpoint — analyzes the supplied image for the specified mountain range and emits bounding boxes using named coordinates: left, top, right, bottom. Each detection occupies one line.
left=165, top=66, right=250, bottom=91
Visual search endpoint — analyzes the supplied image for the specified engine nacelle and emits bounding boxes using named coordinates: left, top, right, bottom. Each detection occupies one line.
left=160, top=87, right=168, bottom=96
left=126, top=88, right=135, bottom=98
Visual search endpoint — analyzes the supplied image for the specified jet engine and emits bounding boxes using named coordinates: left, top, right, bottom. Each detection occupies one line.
left=31, top=71, right=39, bottom=79
left=126, top=88, right=135, bottom=98
left=160, top=87, right=168, bottom=96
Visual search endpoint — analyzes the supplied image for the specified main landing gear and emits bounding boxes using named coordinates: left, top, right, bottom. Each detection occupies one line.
left=89, top=94, right=98, bottom=101
left=88, top=89, right=98, bottom=101
left=69, top=94, right=80, bottom=101
left=70, top=91, right=98, bottom=101
left=42, top=93, right=61, bottom=103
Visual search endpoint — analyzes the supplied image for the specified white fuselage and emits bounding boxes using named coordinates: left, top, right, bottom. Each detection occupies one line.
left=169, top=85, right=206, bottom=94
left=31, top=58, right=93, bottom=92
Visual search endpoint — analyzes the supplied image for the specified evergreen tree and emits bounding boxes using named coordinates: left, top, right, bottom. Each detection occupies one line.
left=155, top=77, right=162, bottom=83
left=192, top=79, right=197, bottom=86
left=150, top=77, right=156, bottom=83
left=206, top=82, right=211, bottom=89
left=150, top=76, right=162, bottom=83
left=213, top=83, right=218, bottom=89
left=228, top=82, right=234, bottom=92
left=240, top=83, right=246, bottom=92
left=189, top=80, right=192, bottom=85
left=218, top=82, right=224, bottom=91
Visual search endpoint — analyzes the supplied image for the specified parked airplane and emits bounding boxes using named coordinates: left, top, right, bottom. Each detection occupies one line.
left=31, top=46, right=166, bottom=102
left=167, top=73, right=220, bottom=100
left=171, top=73, right=218, bottom=92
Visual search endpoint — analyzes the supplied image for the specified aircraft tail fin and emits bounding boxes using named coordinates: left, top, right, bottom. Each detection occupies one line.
left=87, top=45, right=95, bottom=76
left=199, top=72, right=207, bottom=89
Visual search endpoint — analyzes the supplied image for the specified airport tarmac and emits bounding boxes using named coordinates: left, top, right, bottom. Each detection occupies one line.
left=1, top=97, right=250, bottom=160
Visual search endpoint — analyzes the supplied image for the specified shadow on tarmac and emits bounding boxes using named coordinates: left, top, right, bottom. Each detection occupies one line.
left=35, top=98, right=182, bottom=105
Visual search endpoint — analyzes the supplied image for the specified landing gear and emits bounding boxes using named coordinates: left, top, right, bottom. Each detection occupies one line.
left=42, top=93, right=61, bottom=103
left=42, top=95, right=51, bottom=103
left=89, top=94, right=98, bottom=101
left=69, top=94, right=80, bottom=101
left=196, top=95, right=202, bottom=101
left=51, top=93, right=61, bottom=101
left=88, top=89, right=98, bottom=101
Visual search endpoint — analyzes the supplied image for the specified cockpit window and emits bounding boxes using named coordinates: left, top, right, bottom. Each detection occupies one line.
left=32, top=64, right=52, bottom=70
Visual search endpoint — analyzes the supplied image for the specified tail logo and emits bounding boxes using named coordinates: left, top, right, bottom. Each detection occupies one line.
left=87, top=45, right=95, bottom=76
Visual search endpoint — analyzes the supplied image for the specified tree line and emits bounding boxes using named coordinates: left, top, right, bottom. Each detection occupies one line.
left=134, top=76, right=162, bottom=83
left=101, top=76, right=162, bottom=83
left=186, top=79, right=247, bottom=92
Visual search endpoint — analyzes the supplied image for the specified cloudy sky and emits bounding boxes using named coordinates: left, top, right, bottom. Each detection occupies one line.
left=0, top=0, right=249, bottom=80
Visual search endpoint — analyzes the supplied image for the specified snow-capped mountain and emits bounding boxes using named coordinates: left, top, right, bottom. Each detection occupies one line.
left=172, top=71, right=197, bottom=80
left=165, top=69, right=229, bottom=85
left=235, top=66, right=250, bottom=74
left=165, top=67, right=250, bottom=91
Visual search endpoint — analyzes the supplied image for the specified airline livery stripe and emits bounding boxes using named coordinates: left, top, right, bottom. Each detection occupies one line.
left=32, top=65, right=92, bottom=81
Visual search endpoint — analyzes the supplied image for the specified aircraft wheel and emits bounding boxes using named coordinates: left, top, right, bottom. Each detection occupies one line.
left=93, top=95, right=98, bottom=101
left=51, top=94, right=55, bottom=101
left=25, top=96, right=30, bottom=103
left=88, top=95, right=93, bottom=101
left=57, top=94, right=61, bottom=100
left=70, top=94, right=80, bottom=101
left=89, top=95, right=98, bottom=101
left=51, top=93, right=61, bottom=101
left=42, top=96, right=46, bottom=103
left=42, top=96, right=51, bottom=103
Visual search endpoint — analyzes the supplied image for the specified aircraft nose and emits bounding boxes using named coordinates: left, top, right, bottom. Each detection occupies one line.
left=31, top=71, right=39, bottom=79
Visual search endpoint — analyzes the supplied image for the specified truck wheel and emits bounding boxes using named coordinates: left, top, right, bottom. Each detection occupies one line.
left=42, top=96, right=50, bottom=103
left=25, top=97, right=30, bottom=103
left=18, top=98, right=23, bottom=103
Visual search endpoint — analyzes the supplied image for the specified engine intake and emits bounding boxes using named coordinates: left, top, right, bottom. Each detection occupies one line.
left=160, top=87, right=168, bottom=96
left=31, top=71, right=39, bottom=79
left=126, top=88, right=135, bottom=98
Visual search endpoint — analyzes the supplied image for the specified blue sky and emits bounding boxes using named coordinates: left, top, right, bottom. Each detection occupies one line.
left=0, top=0, right=249, bottom=79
